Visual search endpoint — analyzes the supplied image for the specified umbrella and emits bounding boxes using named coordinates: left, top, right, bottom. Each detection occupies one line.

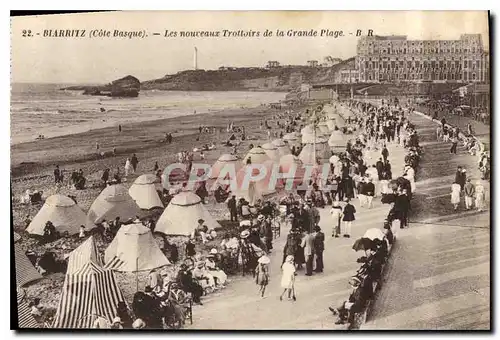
left=363, top=228, right=386, bottom=241
left=258, top=256, right=271, bottom=264
left=352, top=237, right=376, bottom=252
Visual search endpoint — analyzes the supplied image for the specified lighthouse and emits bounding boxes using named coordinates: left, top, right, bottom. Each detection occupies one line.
left=194, top=47, right=198, bottom=70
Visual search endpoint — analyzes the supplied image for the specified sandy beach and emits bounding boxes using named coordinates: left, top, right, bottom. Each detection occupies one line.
left=11, top=101, right=309, bottom=317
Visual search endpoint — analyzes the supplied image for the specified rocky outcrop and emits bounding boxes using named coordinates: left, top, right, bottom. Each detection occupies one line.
left=63, top=75, right=140, bottom=97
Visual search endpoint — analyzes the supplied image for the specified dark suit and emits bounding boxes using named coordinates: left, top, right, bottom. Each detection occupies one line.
left=313, top=231, right=325, bottom=272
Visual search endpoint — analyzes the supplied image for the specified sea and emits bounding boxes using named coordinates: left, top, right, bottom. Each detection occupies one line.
left=10, top=83, right=286, bottom=145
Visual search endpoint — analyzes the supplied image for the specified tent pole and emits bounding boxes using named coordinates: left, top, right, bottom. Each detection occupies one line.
left=136, top=257, right=139, bottom=292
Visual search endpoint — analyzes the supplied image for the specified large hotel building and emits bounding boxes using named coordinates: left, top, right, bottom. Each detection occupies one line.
left=354, top=34, right=489, bottom=83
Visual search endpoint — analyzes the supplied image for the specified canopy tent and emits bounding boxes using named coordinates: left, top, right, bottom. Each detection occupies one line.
left=26, top=194, right=88, bottom=236
left=261, top=143, right=281, bottom=162
left=129, top=174, right=163, bottom=210
left=67, top=236, right=103, bottom=275
left=325, top=118, right=337, bottom=131
left=271, top=139, right=291, bottom=157
left=105, top=223, right=170, bottom=271
left=210, top=153, right=242, bottom=180
left=155, top=191, right=221, bottom=236
left=298, top=142, right=331, bottom=166
left=16, top=290, right=40, bottom=328
left=242, top=147, right=271, bottom=165
left=53, top=261, right=125, bottom=328
left=14, top=244, right=42, bottom=287
left=234, top=162, right=277, bottom=205
left=14, top=232, right=21, bottom=243
left=87, top=184, right=141, bottom=225
left=317, top=122, right=331, bottom=136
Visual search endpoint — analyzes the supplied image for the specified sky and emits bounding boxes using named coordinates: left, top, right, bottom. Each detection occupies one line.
left=11, top=11, right=489, bottom=84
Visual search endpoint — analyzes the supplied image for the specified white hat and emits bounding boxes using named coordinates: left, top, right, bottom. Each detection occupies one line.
left=257, top=214, right=265, bottom=221
left=132, top=319, right=145, bottom=329
left=240, top=230, right=250, bottom=238
left=112, top=317, right=123, bottom=324
left=210, top=248, right=218, bottom=255
left=332, top=201, right=340, bottom=207
left=258, top=255, right=271, bottom=264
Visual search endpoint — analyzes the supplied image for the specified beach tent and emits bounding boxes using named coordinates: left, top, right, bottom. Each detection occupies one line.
left=16, top=290, right=39, bottom=328
left=66, top=236, right=103, bottom=275
left=325, top=119, right=337, bottom=131
left=234, top=162, right=277, bottom=205
left=105, top=223, right=170, bottom=272
left=318, top=122, right=331, bottom=136
left=279, top=154, right=306, bottom=188
left=26, top=194, right=88, bottom=236
left=301, top=125, right=328, bottom=144
left=328, top=129, right=347, bottom=151
left=129, top=174, right=163, bottom=210
left=299, top=143, right=331, bottom=166
left=53, top=261, right=125, bottom=328
left=155, top=192, right=221, bottom=236
left=271, top=139, right=291, bottom=157
left=242, top=147, right=271, bottom=165
left=87, top=184, right=141, bottom=225
left=14, top=244, right=42, bottom=287
left=14, top=232, right=21, bottom=243
left=282, top=132, right=302, bottom=148
left=210, top=153, right=242, bottom=180
left=261, top=143, right=281, bottom=162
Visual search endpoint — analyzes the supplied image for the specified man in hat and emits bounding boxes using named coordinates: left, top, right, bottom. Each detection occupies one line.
left=356, top=177, right=366, bottom=208
left=111, top=317, right=124, bottom=329
left=301, top=228, right=315, bottom=276
left=313, top=225, right=325, bottom=273
left=329, top=276, right=363, bottom=325
left=147, top=268, right=163, bottom=294
left=176, top=263, right=203, bottom=305
left=330, top=201, right=343, bottom=237
left=342, top=199, right=356, bottom=238
left=455, top=166, right=466, bottom=190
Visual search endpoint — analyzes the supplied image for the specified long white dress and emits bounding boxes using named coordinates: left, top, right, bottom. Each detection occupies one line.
left=280, top=262, right=296, bottom=289
left=451, top=183, right=461, bottom=205
left=124, top=159, right=132, bottom=176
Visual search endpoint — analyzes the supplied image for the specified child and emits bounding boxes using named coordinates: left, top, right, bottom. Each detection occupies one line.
left=280, top=255, right=296, bottom=301
left=255, top=256, right=270, bottom=298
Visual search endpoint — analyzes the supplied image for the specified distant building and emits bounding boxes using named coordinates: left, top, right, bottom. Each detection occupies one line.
left=355, top=34, right=489, bottom=83
left=267, top=61, right=280, bottom=68
left=339, top=69, right=359, bottom=84
left=307, top=60, right=319, bottom=67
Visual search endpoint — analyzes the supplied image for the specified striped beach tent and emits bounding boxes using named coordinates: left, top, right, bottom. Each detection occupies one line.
left=53, top=261, right=125, bottom=328
left=14, top=244, right=42, bottom=287
left=66, top=236, right=103, bottom=275
left=16, top=290, right=40, bottom=328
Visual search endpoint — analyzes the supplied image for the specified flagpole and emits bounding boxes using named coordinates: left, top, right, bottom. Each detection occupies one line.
left=136, top=257, right=139, bottom=292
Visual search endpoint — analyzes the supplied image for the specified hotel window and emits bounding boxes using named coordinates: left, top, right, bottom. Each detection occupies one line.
left=419, top=74, right=423, bottom=80
left=451, top=74, right=455, bottom=80
left=404, top=48, right=406, bottom=53
left=472, top=47, right=476, bottom=53
left=464, top=61, right=468, bottom=68
left=473, top=73, right=476, bottom=80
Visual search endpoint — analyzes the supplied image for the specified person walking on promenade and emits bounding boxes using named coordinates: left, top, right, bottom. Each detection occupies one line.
left=464, top=178, right=475, bottom=210
left=54, top=165, right=61, bottom=184
left=280, top=255, right=296, bottom=301
left=450, top=182, right=461, bottom=211
left=365, top=178, right=375, bottom=209
left=342, top=199, right=356, bottom=238
left=381, top=145, right=389, bottom=163
left=450, top=135, right=458, bottom=154
left=313, top=225, right=325, bottom=273
left=301, top=229, right=315, bottom=276
left=255, top=255, right=270, bottom=298
left=455, top=166, right=466, bottom=190
left=330, top=201, right=343, bottom=237
left=475, top=181, right=486, bottom=212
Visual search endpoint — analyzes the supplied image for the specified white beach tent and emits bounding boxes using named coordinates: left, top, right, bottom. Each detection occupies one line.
left=104, top=223, right=170, bottom=272
left=129, top=174, right=163, bottom=210
left=299, top=142, right=331, bottom=166
left=283, top=133, right=301, bottom=149
left=87, top=184, right=141, bottom=225
left=155, top=191, right=221, bottom=236
left=271, top=139, right=291, bottom=157
left=328, top=129, right=347, bottom=151
left=242, top=147, right=271, bottom=165
left=318, top=122, right=331, bottom=136
left=26, top=194, right=88, bottom=236
left=261, top=143, right=281, bottom=162
left=234, top=162, right=276, bottom=205
left=210, top=153, right=242, bottom=180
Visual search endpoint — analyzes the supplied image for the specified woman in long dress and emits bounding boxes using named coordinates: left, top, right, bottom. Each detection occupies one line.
left=280, top=255, right=296, bottom=301
left=124, top=158, right=132, bottom=177
left=450, top=182, right=461, bottom=211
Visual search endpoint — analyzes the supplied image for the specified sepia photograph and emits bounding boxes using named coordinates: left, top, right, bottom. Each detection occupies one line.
left=10, top=10, right=490, bottom=331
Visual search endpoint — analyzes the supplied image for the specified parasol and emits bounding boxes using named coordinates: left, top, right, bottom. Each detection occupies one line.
left=363, top=228, right=386, bottom=241
left=352, top=237, right=376, bottom=252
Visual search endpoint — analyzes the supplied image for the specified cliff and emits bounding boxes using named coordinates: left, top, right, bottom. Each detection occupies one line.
left=141, top=60, right=355, bottom=92
left=62, top=75, right=140, bottom=97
